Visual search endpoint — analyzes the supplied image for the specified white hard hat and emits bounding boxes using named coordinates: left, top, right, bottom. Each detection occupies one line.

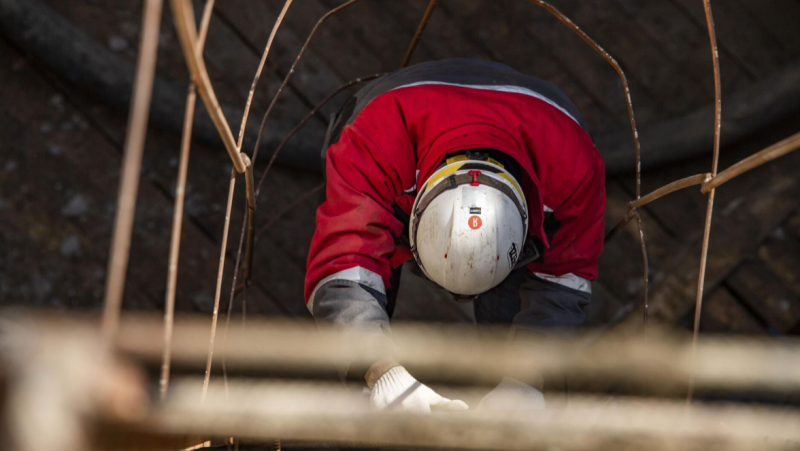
left=409, top=158, right=528, bottom=298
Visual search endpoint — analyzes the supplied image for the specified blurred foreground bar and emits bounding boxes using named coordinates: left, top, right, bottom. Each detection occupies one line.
left=110, top=313, right=800, bottom=392
left=2, top=311, right=800, bottom=451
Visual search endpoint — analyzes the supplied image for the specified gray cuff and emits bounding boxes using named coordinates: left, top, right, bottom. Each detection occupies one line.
left=311, top=274, right=396, bottom=381
left=512, top=273, right=592, bottom=331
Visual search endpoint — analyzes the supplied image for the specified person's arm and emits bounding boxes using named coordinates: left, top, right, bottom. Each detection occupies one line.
left=305, top=108, right=411, bottom=375
left=306, top=92, right=425, bottom=370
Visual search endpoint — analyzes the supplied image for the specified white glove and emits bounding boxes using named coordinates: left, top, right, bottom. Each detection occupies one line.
left=370, top=366, right=469, bottom=413
left=476, top=377, right=545, bottom=411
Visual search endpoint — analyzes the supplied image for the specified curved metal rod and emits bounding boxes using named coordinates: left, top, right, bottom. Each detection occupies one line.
left=250, top=0, right=365, bottom=167
left=169, top=0, right=245, bottom=173
left=400, top=0, right=438, bottom=69
left=161, top=0, right=215, bottom=402
left=527, top=0, right=642, bottom=199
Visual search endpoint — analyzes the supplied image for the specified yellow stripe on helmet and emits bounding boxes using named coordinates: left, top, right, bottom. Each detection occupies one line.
left=424, top=162, right=465, bottom=191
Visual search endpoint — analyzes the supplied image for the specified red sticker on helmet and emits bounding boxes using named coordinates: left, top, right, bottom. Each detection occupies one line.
left=468, top=215, right=482, bottom=230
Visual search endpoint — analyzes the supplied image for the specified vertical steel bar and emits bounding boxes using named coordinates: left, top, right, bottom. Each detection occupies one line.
left=160, top=0, right=215, bottom=401
left=202, top=171, right=236, bottom=401
left=688, top=0, right=723, bottom=405
left=102, top=0, right=164, bottom=339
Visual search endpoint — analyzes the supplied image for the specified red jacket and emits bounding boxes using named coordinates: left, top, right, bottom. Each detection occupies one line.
left=305, top=59, right=605, bottom=306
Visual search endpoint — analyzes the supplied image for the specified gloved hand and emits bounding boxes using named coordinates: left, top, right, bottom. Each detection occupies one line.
left=370, top=366, right=469, bottom=413
left=476, top=377, right=545, bottom=411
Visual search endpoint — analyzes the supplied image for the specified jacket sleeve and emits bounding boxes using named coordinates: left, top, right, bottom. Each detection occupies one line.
left=304, top=98, right=416, bottom=333
left=528, top=149, right=606, bottom=283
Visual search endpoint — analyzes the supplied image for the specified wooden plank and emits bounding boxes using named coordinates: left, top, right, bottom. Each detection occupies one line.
left=667, top=0, right=789, bottom=78
left=699, top=286, right=765, bottom=335
left=729, top=0, right=800, bottom=63
left=212, top=0, right=362, bottom=118
left=612, top=0, right=754, bottom=93
left=726, top=261, right=800, bottom=334
left=538, top=0, right=700, bottom=117
left=44, top=66, right=317, bottom=317
left=42, top=0, right=328, bottom=152
left=503, top=0, right=663, bottom=129
left=584, top=279, right=633, bottom=329
left=786, top=210, right=800, bottom=241
left=32, top=0, right=324, bottom=315
left=436, top=0, right=623, bottom=132
left=616, top=111, right=800, bottom=327
left=758, top=224, right=800, bottom=296
left=0, top=40, right=284, bottom=317
left=377, top=0, right=487, bottom=61
left=308, top=0, right=430, bottom=73
left=598, top=181, right=683, bottom=307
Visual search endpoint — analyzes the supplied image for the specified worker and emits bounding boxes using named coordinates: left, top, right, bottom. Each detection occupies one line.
left=305, top=59, right=605, bottom=412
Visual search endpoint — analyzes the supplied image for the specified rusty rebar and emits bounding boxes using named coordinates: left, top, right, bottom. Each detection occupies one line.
left=161, top=0, right=215, bottom=401
left=688, top=0, right=723, bottom=406
left=628, top=173, right=711, bottom=210
left=400, top=0, right=438, bottom=69
left=169, top=0, right=245, bottom=173
left=702, top=131, right=800, bottom=193
left=102, top=0, right=164, bottom=339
